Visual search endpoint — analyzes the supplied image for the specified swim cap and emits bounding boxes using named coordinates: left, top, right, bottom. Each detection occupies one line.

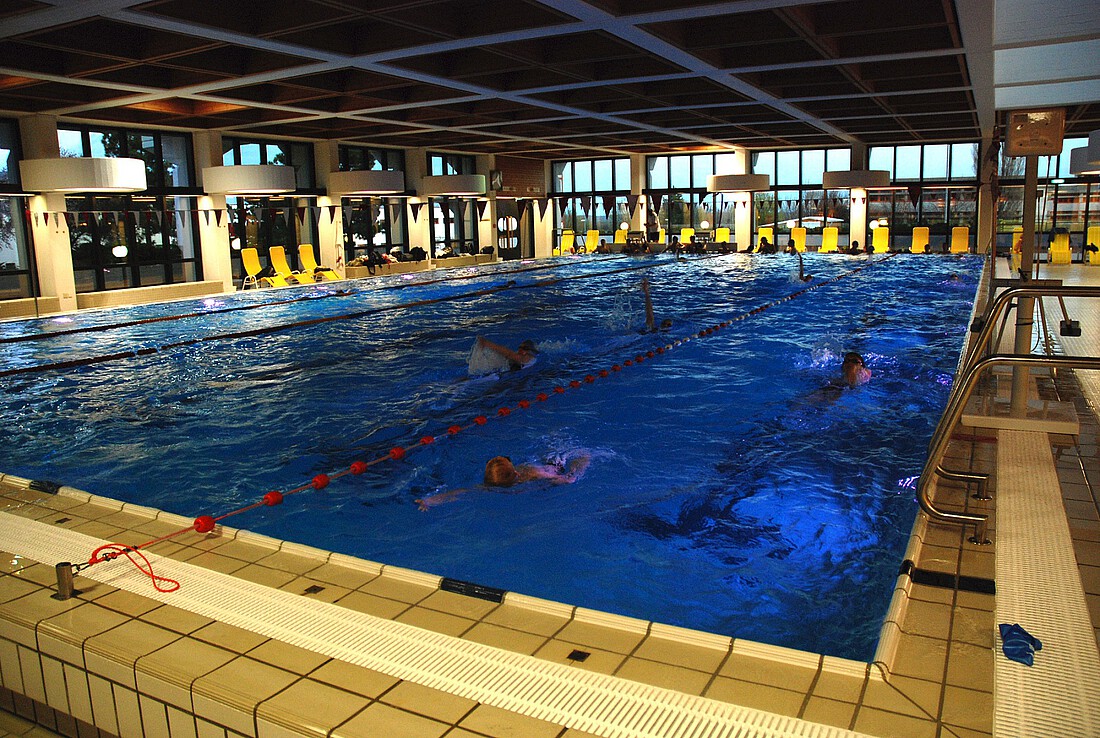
left=518, top=339, right=538, bottom=354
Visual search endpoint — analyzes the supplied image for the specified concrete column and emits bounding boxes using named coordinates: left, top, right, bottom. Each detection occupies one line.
left=405, top=148, right=433, bottom=260
left=976, top=134, right=996, bottom=255
left=19, top=115, right=77, bottom=312
left=629, top=154, right=646, bottom=232
left=192, top=131, right=233, bottom=291
left=733, top=193, right=753, bottom=251
left=313, top=141, right=343, bottom=274
left=532, top=160, right=554, bottom=258
left=849, top=189, right=869, bottom=250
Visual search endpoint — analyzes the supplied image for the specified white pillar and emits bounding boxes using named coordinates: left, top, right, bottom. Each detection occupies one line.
left=313, top=142, right=343, bottom=274
left=849, top=189, right=868, bottom=250
left=19, top=115, right=78, bottom=312
left=193, top=131, right=234, bottom=291
left=405, top=148, right=432, bottom=260
left=733, top=193, right=753, bottom=251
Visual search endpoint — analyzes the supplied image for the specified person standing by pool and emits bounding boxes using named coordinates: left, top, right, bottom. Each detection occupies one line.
left=468, top=336, right=538, bottom=375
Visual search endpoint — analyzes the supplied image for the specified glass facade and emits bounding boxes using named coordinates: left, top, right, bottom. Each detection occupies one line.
left=427, top=152, right=479, bottom=257
left=0, top=119, right=33, bottom=300
left=222, top=137, right=318, bottom=278
left=749, top=148, right=851, bottom=247
left=552, top=158, right=630, bottom=248
left=339, top=144, right=407, bottom=262
left=866, top=142, right=980, bottom=251
left=59, top=125, right=201, bottom=292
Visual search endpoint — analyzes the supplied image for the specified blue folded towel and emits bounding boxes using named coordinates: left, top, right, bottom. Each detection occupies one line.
left=999, top=623, right=1043, bottom=666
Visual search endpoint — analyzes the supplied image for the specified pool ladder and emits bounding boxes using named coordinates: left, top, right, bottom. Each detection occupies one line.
left=919, top=284, right=1100, bottom=544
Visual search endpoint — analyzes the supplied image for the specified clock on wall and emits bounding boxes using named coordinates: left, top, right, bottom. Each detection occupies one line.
left=1004, top=108, right=1066, bottom=156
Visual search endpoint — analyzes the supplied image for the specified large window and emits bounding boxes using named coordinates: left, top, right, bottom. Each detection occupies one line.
left=866, top=142, right=980, bottom=250
left=427, top=152, right=479, bottom=257
left=222, top=137, right=318, bottom=277
left=0, top=119, right=33, bottom=300
left=339, top=144, right=407, bottom=262
left=552, top=158, right=630, bottom=246
left=59, top=125, right=200, bottom=292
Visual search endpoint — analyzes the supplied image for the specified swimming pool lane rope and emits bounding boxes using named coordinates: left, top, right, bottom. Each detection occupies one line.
left=0, top=254, right=634, bottom=347
left=0, top=255, right=713, bottom=379
left=67, top=253, right=897, bottom=592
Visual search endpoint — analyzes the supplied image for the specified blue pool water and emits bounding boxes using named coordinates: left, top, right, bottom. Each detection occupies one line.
left=0, top=253, right=982, bottom=660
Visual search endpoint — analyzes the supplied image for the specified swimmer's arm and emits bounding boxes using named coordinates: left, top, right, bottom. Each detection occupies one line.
left=523, top=455, right=591, bottom=485
left=477, top=336, right=525, bottom=365
left=641, top=278, right=655, bottom=332
left=415, top=487, right=475, bottom=511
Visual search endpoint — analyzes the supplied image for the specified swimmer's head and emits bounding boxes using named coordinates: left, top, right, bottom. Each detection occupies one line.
left=484, top=456, right=518, bottom=487
left=843, top=352, right=865, bottom=368
left=518, top=339, right=538, bottom=355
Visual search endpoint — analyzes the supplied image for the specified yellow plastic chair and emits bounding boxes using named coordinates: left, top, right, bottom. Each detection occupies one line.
left=819, top=227, right=838, bottom=253
left=613, top=229, right=627, bottom=244
left=1088, top=226, right=1100, bottom=265
left=872, top=226, right=889, bottom=253
left=757, top=226, right=773, bottom=250
left=949, top=226, right=970, bottom=253
left=582, top=229, right=599, bottom=253
left=679, top=227, right=695, bottom=245
left=657, top=228, right=666, bottom=244
left=269, top=245, right=311, bottom=284
left=1049, top=232, right=1071, bottom=264
left=910, top=227, right=929, bottom=254
left=557, top=230, right=576, bottom=255
left=790, top=227, right=807, bottom=252
left=1011, top=226, right=1024, bottom=271
left=298, top=244, right=341, bottom=281
left=713, top=227, right=730, bottom=244
left=241, top=247, right=288, bottom=289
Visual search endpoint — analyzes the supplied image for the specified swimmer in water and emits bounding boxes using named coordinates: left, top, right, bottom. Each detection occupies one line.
left=640, top=278, right=672, bottom=333
left=416, top=453, right=591, bottom=510
left=841, top=351, right=872, bottom=387
left=469, top=336, right=538, bottom=375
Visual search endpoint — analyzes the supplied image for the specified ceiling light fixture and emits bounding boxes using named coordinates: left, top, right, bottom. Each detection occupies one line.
left=202, top=165, right=296, bottom=196
left=418, top=174, right=487, bottom=197
left=20, top=157, right=148, bottom=193
left=328, top=169, right=406, bottom=196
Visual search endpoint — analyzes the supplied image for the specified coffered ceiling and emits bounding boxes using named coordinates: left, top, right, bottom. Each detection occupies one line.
left=0, top=0, right=1097, bottom=158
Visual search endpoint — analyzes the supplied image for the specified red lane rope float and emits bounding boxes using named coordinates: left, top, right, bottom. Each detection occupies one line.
left=1, top=255, right=707, bottom=380
left=78, top=254, right=894, bottom=588
left=1, top=254, right=635, bottom=347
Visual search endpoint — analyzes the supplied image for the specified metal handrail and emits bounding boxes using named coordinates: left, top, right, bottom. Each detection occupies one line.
left=918, top=354, right=1100, bottom=543
left=928, top=285, right=1100, bottom=487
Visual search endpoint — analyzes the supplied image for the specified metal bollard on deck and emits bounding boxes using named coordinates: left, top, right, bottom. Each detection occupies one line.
left=52, top=562, right=80, bottom=600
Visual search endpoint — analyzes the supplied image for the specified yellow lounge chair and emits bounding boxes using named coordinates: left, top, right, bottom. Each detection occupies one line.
left=241, top=247, right=288, bottom=289
left=581, top=229, right=599, bottom=253
left=713, top=227, right=731, bottom=245
left=1049, top=232, right=1071, bottom=264
left=790, top=227, right=806, bottom=252
left=819, top=227, right=838, bottom=253
left=949, top=227, right=970, bottom=253
left=757, top=226, right=773, bottom=250
left=613, top=229, right=627, bottom=244
left=269, top=245, right=311, bottom=284
left=872, top=226, right=889, bottom=253
left=910, top=227, right=929, bottom=253
left=1088, top=226, right=1100, bottom=265
left=657, top=228, right=666, bottom=244
left=557, top=230, right=576, bottom=255
left=298, top=244, right=341, bottom=281
left=679, top=227, right=695, bottom=245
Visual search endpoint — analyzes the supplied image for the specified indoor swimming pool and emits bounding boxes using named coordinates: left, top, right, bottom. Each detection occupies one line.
left=0, top=252, right=983, bottom=661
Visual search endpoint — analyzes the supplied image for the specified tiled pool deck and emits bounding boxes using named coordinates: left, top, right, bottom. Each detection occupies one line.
left=2, top=258, right=1099, bottom=738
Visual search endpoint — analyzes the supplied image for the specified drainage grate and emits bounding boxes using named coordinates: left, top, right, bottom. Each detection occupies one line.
left=1, top=513, right=872, bottom=738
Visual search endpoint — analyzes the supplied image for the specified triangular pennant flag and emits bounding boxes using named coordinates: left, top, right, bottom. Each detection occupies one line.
left=203, top=210, right=211, bottom=226
left=650, top=194, right=663, bottom=213
left=410, top=202, right=424, bottom=222
left=389, top=202, right=402, bottom=224
left=907, top=185, right=922, bottom=207
left=537, top=198, right=551, bottom=220
left=601, top=195, right=616, bottom=215
left=64, top=211, right=76, bottom=229
left=458, top=199, right=469, bottom=220
left=475, top=200, right=488, bottom=221
left=626, top=194, right=639, bottom=216
left=341, top=206, right=352, bottom=229
left=327, top=205, right=338, bottom=224
left=32, top=212, right=40, bottom=227
left=150, top=210, right=162, bottom=229
left=517, top=199, right=530, bottom=217
left=214, top=209, right=224, bottom=228
left=579, top=196, right=592, bottom=217
left=297, top=206, right=306, bottom=223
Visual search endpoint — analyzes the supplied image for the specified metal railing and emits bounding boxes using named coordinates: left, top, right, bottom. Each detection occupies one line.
left=918, top=285, right=1100, bottom=543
